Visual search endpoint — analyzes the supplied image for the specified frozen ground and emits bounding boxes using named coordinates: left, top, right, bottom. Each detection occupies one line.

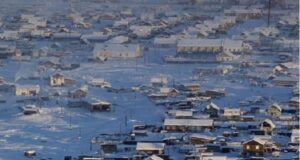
left=0, top=0, right=298, bottom=159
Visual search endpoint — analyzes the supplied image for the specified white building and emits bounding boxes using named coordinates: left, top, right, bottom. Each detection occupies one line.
left=93, top=43, right=141, bottom=59
left=15, top=85, right=40, bottom=96
left=177, top=39, right=249, bottom=53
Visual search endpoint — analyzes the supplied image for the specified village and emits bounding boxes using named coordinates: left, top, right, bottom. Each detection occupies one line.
left=0, top=0, right=299, bottom=159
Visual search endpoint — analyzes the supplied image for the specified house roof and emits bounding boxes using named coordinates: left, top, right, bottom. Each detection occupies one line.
left=136, top=142, right=165, bottom=151
left=93, top=43, right=140, bottom=57
left=243, top=138, right=266, bottom=145
left=206, top=102, right=220, bottom=110
left=164, top=119, right=213, bottom=127
left=174, top=110, right=193, bottom=117
left=261, top=119, right=276, bottom=129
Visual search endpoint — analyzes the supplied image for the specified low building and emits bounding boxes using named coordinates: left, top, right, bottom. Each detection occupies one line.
left=182, top=83, right=200, bottom=92
left=49, top=73, right=65, bottom=87
left=177, top=39, right=249, bottom=53
left=216, top=50, right=239, bottom=62
left=223, top=108, right=241, bottom=119
left=15, top=85, right=40, bottom=96
left=259, top=119, right=275, bottom=133
left=174, top=110, right=193, bottom=119
left=159, top=87, right=179, bottom=97
left=136, top=142, right=165, bottom=155
left=242, top=138, right=266, bottom=157
left=68, top=88, right=87, bottom=98
left=289, top=97, right=299, bottom=107
left=93, top=43, right=141, bottom=59
left=290, top=129, right=299, bottom=144
left=204, top=102, right=220, bottom=117
left=164, top=119, right=214, bottom=132
left=190, top=134, right=216, bottom=145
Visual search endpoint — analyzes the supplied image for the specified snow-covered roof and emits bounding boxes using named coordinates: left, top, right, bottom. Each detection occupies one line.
left=174, top=110, right=193, bottom=117
left=136, top=142, right=165, bottom=151
left=177, top=39, right=244, bottom=50
left=224, top=108, right=241, bottom=116
left=164, top=119, right=213, bottom=127
left=93, top=43, right=140, bottom=57
left=206, top=102, right=220, bottom=110
left=243, top=138, right=266, bottom=145
left=261, top=119, right=276, bottom=129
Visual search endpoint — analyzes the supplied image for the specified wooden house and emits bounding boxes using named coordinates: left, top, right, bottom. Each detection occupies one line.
left=159, top=87, right=179, bottom=97
left=68, top=89, right=87, bottom=98
left=190, top=134, right=216, bottom=145
left=242, top=138, right=266, bottom=157
left=49, top=73, right=65, bottom=87
left=182, top=83, right=200, bottom=92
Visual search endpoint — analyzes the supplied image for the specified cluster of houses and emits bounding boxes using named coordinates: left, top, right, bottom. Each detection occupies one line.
left=0, top=0, right=298, bottom=159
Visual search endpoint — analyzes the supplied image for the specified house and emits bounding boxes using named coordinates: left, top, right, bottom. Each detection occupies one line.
left=205, top=88, right=226, bottom=97
left=49, top=73, right=65, bottom=87
left=93, top=43, right=141, bottom=59
left=216, top=50, right=239, bottom=62
left=289, top=97, right=300, bottom=107
left=176, top=39, right=249, bottom=53
left=259, top=119, right=275, bottom=133
left=88, top=78, right=111, bottom=88
left=101, top=142, right=117, bottom=153
left=290, top=129, right=299, bottom=144
left=242, top=138, right=266, bottom=157
left=267, top=103, right=282, bottom=118
left=182, top=83, right=200, bottom=92
left=15, top=85, right=40, bottom=96
left=223, top=108, right=241, bottom=119
left=136, top=142, right=165, bottom=155
left=174, top=110, right=193, bottom=119
left=164, top=119, right=214, bottom=132
left=159, top=87, right=179, bottom=97
left=88, top=100, right=112, bottom=112
left=190, top=134, right=216, bottom=145
left=68, top=88, right=87, bottom=98
left=203, top=102, right=220, bottom=117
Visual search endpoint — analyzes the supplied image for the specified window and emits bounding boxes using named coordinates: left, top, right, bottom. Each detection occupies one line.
left=246, top=145, right=250, bottom=149
left=256, top=145, right=260, bottom=150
